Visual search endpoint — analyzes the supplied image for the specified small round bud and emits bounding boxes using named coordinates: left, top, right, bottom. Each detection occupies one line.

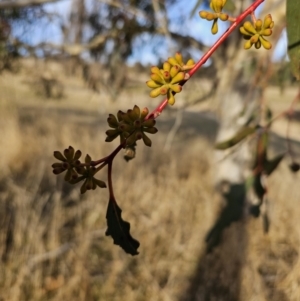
left=244, top=40, right=252, bottom=49
left=170, top=72, right=185, bottom=84
left=162, top=71, right=171, bottom=81
left=261, top=28, right=272, bottom=36
left=150, top=66, right=160, bottom=74
left=199, top=11, right=208, bottom=19
left=167, top=91, right=175, bottom=105
left=168, top=57, right=180, bottom=67
left=243, top=21, right=256, bottom=34
left=142, top=119, right=156, bottom=127
left=169, top=84, right=182, bottom=93
left=150, top=73, right=164, bottom=84
left=255, top=40, right=261, bottom=49
left=263, top=14, right=273, bottom=28
left=206, top=13, right=215, bottom=21
left=170, top=65, right=180, bottom=77
left=163, top=61, right=171, bottom=71
left=259, top=36, right=272, bottom=50
left=255, top=19, right=262, bottom=31
left=54, top=151, right=66, bottom=162
left=175, top=52, right=183, bottom=65
left=250, top=34, right=259, bottom=44
left=160, top=86, right=168, bottom=95
left=150, top=87, right=162, bottom=98
left=53, top=167, right=65, bottom=175
left=219, top=13, right=228, bottom=21
left=186, top=59, right=195, bottom=66
left=64, top=146, right=74, bottom=160
left=211, top=20, right=218, bottom=34
left=140, top=107, right=149, bottom=120
left=142, top=133, right=152, bottom=147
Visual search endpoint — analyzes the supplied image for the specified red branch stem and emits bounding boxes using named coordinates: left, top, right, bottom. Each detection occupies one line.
left=147, top=0, right=265, bottom=119
left=92, top=0, right=266, bottom=187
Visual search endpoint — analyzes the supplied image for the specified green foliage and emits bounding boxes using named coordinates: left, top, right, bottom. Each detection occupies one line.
left=215, top=127, right=256, bottom=150
left=286, top=0, right=300, bottom=80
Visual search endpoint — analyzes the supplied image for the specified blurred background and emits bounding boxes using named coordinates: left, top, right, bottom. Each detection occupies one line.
left=0, top=0, right=299, bottom=300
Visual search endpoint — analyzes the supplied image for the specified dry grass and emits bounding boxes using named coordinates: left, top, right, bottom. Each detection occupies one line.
left=0, top=60, right=299, bottom=301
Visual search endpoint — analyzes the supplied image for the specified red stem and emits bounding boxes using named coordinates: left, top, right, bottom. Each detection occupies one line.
left=147, top=0, right=265, bottom=119
left=107, top=161, right=115, bottom=201
left=92, top=0, right=265, bottom=170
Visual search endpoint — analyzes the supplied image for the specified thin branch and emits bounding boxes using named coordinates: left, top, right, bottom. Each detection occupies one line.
left=147, top=0, right=265, bottom=120
left=0, top=0, right=62, bottom=9
left=97, top=0, right=151, bottom=21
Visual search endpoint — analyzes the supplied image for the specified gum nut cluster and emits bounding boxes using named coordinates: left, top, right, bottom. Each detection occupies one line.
left=52, top=146, right=106, bottom=194
left=146, top=52, right=194, bottom=105
left=105, top=105, right=158, bottom=147
left=240, top=14, right=274, bottom=50
left=199, top=0, right=228, bottom=35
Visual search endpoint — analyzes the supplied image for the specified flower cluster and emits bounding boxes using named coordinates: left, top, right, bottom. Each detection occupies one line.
left=105, top=105, right=158, bottom=147
left=240, top=14, right=274, bottom=50
left=146, top=52, right=194, bottom=105
left=52, top=146, right=106, bottom=194
left=199, top=0, right=228, bottom=34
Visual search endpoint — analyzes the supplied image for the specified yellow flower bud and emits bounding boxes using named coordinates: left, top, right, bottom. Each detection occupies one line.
left=243, top=21, right=257, bottom=34
left=150, top=87, right=162, bottom=98
left=219, top=13, right=229, bottom=21
left=255, top=19, right=262, bottom=31
left=250, top=34, right=259, bottom=44
left=169, top=84, right=182, bottom=93
left=150, top=73, right=164, bottom=84
left=206, top=12, right=216, bottom=21
left=160, top=85, right=168, bottom=95
left=170, top=71, right=185, bottom=84
left=150, top=66, right=160, bottom=74
left=175, top=52, right=184, bottom=65
left=170, top=65, right=180, bottom=77
left=146, top=80, right=161, bottom=88
left=211, top=19, right=218, bottom=34
left=186, top=59, right=195, bottom=66
left=167, top=90, right=175, bottom=105
left=168, top=57, right=180, bottom=66
left=261, top=28, right=272, bottom=36
left=244, top=40, right=252, bottom=50
left=259, top=36, right=272, bottom=50
left=255, top=40, right=261, bottom=49
left=199, top=11, right=208, bottom=19
left=240, top=26, right=251, bottom=36
left=163, top=61, right=171, bottom=71
left=263, top=14, right=273, bottom=28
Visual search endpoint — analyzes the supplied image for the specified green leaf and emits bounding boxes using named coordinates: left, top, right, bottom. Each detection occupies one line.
left=263, top=153, right=285, bottom=176
left=215, top=126, right=256, bottom=150
left=287, top=0, right=300, bottom=80
left=245, top=176, right=254, bottom=192
left=105, top=198, right=140, bottom=256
